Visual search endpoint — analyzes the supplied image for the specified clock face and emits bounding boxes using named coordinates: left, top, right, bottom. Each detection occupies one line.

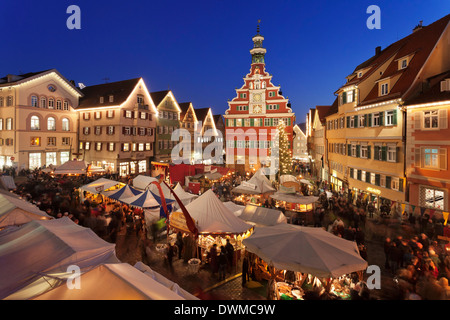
left=253, top=93, right=261, bottom=102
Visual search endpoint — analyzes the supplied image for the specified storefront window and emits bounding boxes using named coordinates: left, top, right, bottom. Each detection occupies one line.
left=60, top=151, right=70, bottom=164
left=138, top=160, right=146, bottom=173
left=29, top=153, right=41, bottom=169
left=46, top=152, right=57, bottom=166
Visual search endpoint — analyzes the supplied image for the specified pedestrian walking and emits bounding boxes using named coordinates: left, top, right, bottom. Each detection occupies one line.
left=218, top=246, right=228, bottom=281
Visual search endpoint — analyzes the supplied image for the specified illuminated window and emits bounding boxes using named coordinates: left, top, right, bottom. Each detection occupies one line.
left=30, top=137, right=40, bottom=146
left=423, top=111, right=439, bottom=129
left=30, top=116, right=40, bottom=130
left=47, top=117, right=56, bottom=131
left=31, top=95, right=38, bottom=107
left=62, top=118, right=69, bottom=131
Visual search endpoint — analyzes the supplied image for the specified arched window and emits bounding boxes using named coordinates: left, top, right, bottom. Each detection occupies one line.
left=62, top=118, right=69, bottom=131
left=47, top=117, right=56, bottom=131
left=40, top=97, right=47, bottom=108
left=63, top=101, right=69, bottom=110
left=56, top=99, right=62, bottom=110
left=31, top=95, right=38, bottom=107
left=31, top=116, right=40, bottom=130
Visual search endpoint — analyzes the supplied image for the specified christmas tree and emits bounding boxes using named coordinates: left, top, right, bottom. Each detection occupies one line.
left=276, top=120, right=292, bottom=176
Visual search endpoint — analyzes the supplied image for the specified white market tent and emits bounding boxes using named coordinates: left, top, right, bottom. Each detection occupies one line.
left=53, top=160, right=90, bottom=175
left=0, top=193, right=52, bottom=230
left=242, top=224, right=368, bottom=279
left=172, top=183, right=198, bottom=205
left=0, top=217, right=119, bottom=300
left=271, top=192, right=319, bottom=204
left=223, top=201, right=246, bottom=217
left=232, top=170, right=275, bottom=195
left=134, top=262, right=199, bottom=300
left=239, top=205, right=287, bottom=227
left=132, top=175, right=159, bottom=190
left=0, top=175, right=16, bottom=190
left=175, top=189, right=253, bottom=235
left=80, top=178, right=124, bottom=195
left=33, top=263, right=187, bottom=300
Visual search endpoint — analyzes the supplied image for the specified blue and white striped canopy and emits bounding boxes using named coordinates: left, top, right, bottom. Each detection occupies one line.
left=121, top=190, right=160, bottom=208
left=104, top=185, right=142, bottom=201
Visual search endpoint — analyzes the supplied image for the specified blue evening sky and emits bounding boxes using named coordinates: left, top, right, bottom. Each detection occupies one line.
left=0, top=0, right=449, bottom=123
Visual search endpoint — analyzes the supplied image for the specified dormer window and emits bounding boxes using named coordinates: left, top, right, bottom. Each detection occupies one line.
left=380, top=82, right=389, bottom=96
left=100, top=97, right=104, bottom=104
left=358, top=72, right=363, bottom=78
left=109, top=95, right=114, bottom=102
left=400, top=59, right=408, bottom=69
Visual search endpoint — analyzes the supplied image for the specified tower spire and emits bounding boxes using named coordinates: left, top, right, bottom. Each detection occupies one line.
left=250, top=20, right=266, bottom=64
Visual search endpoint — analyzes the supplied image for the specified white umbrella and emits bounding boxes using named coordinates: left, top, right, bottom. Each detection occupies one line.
left=243, top=224, right=368, bottom=278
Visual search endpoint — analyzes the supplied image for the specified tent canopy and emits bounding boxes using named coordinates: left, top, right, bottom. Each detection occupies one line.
left=33, top=263, right=186, bottom=300
left=279, top=175, right=298, bottom=184
left=172, top=189, right=253, bottom=235
left=80, top=178, right=123, bottom=195
left=271, top=192, right=319, bottom=204
left=0, top=217, right=119, bottom=299
left=242, top=224, right=368, bottom=278
left=0, top=193, right=52, bottom=229
left=120, top=190, right=160, bottom=208
left=103, top=184, right=142, bottom=201
left=133, top=175, right=158, bottom=190
left=53, top=160, right=89, bottom=175
left=232, top=170, right=275, bottom=195
left=222, top=201, right=246, bottom=217
left=172, top=183, right=198, bottom=202
left=239, top=205, right=287, bottom=227
left=134, top=262, right=198, bottom=300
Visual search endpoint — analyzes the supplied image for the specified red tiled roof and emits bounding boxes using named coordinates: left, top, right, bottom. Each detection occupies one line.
left=357, top=14, right=450, bottom=106
left=406, top=70, right=450, bottom=105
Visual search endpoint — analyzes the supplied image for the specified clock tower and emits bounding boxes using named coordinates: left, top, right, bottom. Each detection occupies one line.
left=223, top=22, right=295, bottom=174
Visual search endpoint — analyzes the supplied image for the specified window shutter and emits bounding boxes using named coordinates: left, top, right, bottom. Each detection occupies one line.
left=393, top=109, right=398, bottom=125
left=250, top=118, right=254, bottom=126
left=355, top=115, right=359, bottom=128
left=234, top=119, right=236, bottom=127
left=379, top=112, right=384, bottom=126
left=399, top=178, right=404, bottom=192
left=348, top=144, right=351, bottom=156
left=439, top=109, right=448, bottom=129
left=356, top=145, right=360, bottom=157
left=349, top=168, right=354, bottom=178
left=366, top=171, right=371, bottom=183
left=386, top=176, right=391, bottom=189
left=123, top=110, right=127, bottom=117
left=368, top=113, right=372, bottom=127
left=122, top=127, right=126, bottom=135
left=396, top=146, right=400, bottom=162
left=367, top=145, right=371, bottom=159
left=357, top=170, right=361, bottom=181
left=439, top=148, right=448, bottom=170
left=342, top=92, right=347, bottom=104
left=415, top=148, right=421, bottom=168
left=375, top=174, right=380, bottom=186
left=414, top=112, right=422, bottom=130
left=347, top=116, right=350, bottom=128
left=381, top=146, right=387, bottom=161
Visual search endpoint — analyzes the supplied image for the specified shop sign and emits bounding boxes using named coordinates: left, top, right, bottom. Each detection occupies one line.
left=366, top=187, right=381, bottom=195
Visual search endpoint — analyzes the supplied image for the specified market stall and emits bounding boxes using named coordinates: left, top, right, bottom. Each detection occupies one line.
left=270, top=192, right=319, bottom=225
left=239, top=204, right=287, bottom=227
left=279, top=175, right=301, bottom=193
left=168, top=189, right=254, bottom=270
left=242, top=223, right=368, bottom=300
left=79, top=178, right=125, bottom=204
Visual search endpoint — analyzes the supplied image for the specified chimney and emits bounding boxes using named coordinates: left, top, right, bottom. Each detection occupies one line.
left=375, top=46, right=381, bottom=55
left=413, top=20, right=423, bottom=33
